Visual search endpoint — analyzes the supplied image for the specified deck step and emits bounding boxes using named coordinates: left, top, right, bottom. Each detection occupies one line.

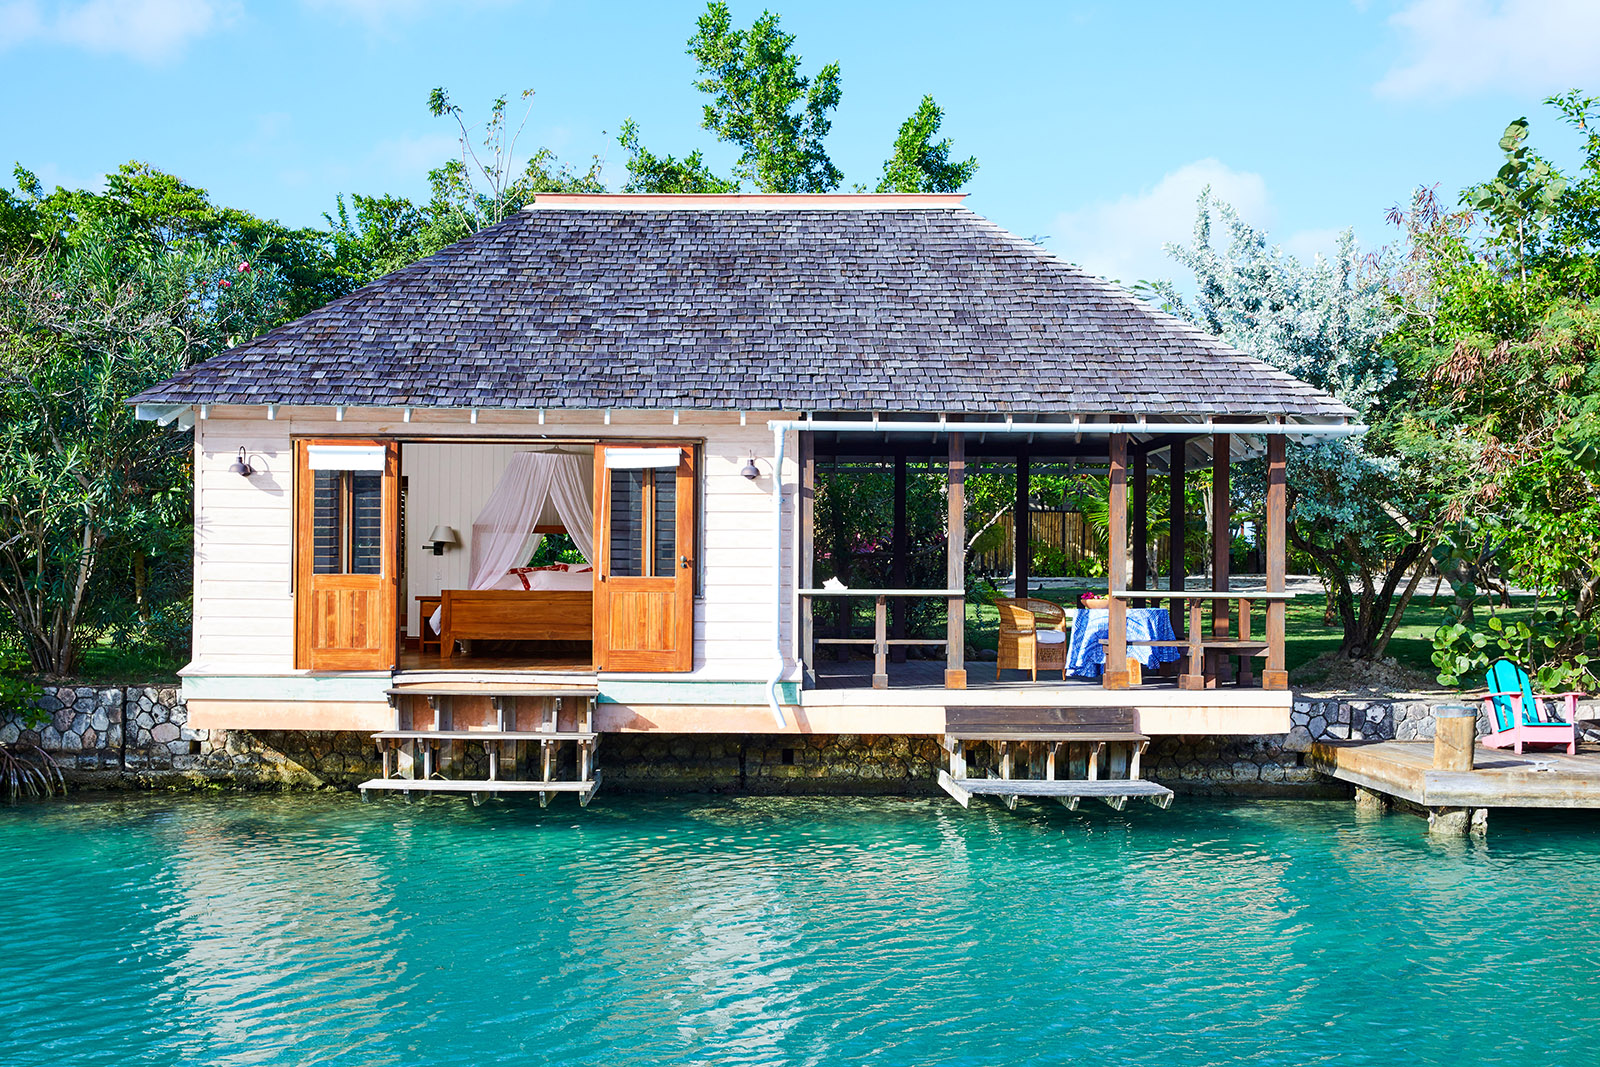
left=358, top=778, right=596, bottom=793
left=947, top=731, right=1149, bottom=743
left=953, top=777, right=1173, bottom=799
left=385, top=687, right=599, bottom=698
left=373, top=730, right=597, bottom=742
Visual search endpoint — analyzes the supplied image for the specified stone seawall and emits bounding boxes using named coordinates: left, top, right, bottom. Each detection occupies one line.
left=4, top=685, right=382, bottom=789
left=7, top=684, right=1598, bottom=796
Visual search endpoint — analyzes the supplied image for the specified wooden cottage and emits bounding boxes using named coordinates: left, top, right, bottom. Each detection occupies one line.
left=133, top=193, right=1359, bottom=801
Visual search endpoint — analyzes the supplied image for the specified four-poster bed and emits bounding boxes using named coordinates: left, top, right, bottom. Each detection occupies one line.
left=433, top=450, right=596, bottom=661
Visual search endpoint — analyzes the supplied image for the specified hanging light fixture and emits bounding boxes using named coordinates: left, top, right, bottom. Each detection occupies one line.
left=741, top=457, right=760, bottom=480
left=228, top=447, right=254, bottom=477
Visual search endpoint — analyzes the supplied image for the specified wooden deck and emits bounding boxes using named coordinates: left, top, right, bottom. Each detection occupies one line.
left=814, top=656, right=1175, bottom=691
left=1311, top=740, right=1600, bottom=809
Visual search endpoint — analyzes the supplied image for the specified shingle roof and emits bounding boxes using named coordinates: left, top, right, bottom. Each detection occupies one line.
left=133, top=203, right=1353, bottom=419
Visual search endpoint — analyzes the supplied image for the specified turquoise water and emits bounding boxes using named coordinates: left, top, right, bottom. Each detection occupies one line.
left=2, top=795, right=1597, bottom=1067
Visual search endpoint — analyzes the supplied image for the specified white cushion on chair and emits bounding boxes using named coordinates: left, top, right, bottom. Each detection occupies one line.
left=1035, top=629, right=1066, bottom=645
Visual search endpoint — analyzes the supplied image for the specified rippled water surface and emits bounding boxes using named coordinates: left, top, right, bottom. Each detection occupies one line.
left=3, top=793, right=1598, bottom=1066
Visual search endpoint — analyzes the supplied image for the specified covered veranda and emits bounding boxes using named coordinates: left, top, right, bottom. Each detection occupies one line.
left=790, top=414, right=1361, bottom=694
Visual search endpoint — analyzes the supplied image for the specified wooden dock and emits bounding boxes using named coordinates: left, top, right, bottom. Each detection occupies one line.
left=1310, top=740, right=1600, bottom=815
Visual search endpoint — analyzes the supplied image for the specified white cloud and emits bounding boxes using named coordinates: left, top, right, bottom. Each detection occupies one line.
left=1047, top=158, right=1271, bottom=287
left=302, top=0, right=513, bottom=30
left=1378, top=0, right=1600, bottom=99
left=0, top=0, right=233, bottom=62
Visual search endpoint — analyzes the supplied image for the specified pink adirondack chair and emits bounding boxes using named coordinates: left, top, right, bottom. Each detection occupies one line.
left=1480, top=658, right=1580, bottom=755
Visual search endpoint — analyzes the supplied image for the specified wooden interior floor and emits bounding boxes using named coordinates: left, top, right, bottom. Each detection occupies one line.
left=397, top=648, right=594, bottom=673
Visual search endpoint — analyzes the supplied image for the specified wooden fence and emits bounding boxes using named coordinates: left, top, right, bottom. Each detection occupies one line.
left=970, top=509, right=1172, bottom=576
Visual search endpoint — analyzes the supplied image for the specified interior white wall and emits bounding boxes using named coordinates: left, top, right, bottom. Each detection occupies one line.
left=401, top=443, right=595, bottom=636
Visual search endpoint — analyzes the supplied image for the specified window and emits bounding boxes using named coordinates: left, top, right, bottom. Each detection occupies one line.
left=609, top=466, right=680, bottom=578
left=310, top=469, right=385, bottom=575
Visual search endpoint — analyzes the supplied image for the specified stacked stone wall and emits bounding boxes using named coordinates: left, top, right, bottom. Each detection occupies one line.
left=7, top=684, right=1597, bottom=796
left=5, top=685, right=381, bottom=790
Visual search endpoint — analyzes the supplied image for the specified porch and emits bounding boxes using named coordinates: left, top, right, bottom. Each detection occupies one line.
left=792, top=416, right=1334, bottom=695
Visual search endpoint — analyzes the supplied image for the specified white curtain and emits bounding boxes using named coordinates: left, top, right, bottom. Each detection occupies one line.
left=467, top=452, right=593, bottom=589
left=547, top=458, right=594, bottom=565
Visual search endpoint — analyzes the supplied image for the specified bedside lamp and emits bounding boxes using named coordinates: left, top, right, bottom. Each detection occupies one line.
left=428, top=525, right=458, bottom=555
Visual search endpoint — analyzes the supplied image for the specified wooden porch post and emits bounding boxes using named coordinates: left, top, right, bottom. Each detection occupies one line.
left=1014, top=450, right=1030, bottom=598
left=946, top=430, right=967, bottom=689
left=1132, top=448, right=1149, bottom=605
left=1211, top=433, right=1233, bottom=684
left=891, top=452, right=908, bottom=664
left=1104, top=432, right=1130, bottom=690
left=1168, top=436, right=1187, bottom=638
left=1264, top=432, right=1288, bottom=690
left=800, top=431, right=816, bottom=687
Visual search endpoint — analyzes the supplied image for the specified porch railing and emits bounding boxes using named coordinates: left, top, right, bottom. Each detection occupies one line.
left=1105, top=590, right=1294, bottom=691
left=798, top=588, right=965, bottom=689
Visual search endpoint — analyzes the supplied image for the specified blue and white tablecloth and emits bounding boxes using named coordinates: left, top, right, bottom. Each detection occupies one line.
left=1065, top=607, right=1183, bottom=679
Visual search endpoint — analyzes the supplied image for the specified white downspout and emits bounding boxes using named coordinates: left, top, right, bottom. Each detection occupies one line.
left=765, top=423, right=790, bottom=727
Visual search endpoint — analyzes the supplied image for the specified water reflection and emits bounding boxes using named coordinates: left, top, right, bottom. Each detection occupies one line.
left=3, top=795, right=1599, bottom=1067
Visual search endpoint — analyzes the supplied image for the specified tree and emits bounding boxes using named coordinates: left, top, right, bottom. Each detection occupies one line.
left=1152, top=190, right=1429, bottom=661
left=326, top=91, right=607, bottom=289
left=686, top=2, right=843, bottom=192
left=877, top=95, right=976, bottom=193
left=0, top=218, right=285, bottom=674
left=618, top=118, right=737, bottom=194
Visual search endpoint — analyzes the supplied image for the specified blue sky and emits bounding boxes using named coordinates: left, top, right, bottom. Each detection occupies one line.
left=4, top=0, right=1600, bottom=287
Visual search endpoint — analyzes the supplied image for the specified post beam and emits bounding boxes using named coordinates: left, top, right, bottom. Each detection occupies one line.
left=946, top=430, right=967, bottom=689
left=1211, top=432, right=1233, bottom=684
left=1168, top=435, right=1187, bottom=638
left=1014, top=450, right=1030, bottom=598
left=1264, top=433, right=1288, bottom=690
left=1132, top=449, right=1149, bottom=607
left=799, top=431, right=816, bottom=687
left=1104, top=432, right=1130, bottom=689
left=891, top=453, right=908, bottom=663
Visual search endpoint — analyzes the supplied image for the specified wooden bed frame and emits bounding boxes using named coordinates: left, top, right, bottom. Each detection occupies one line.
left=438, top=589, right=593, bottom=659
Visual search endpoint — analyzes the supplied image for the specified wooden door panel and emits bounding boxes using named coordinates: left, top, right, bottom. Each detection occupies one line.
left=294, top=440, right=399, bottom=671
left=594, top=445, right=694, bottom=672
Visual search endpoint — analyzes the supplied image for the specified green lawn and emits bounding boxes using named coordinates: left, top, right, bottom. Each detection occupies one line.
left=4, top=636, right=184, bottom=686
left=963, top=587, right=1543, bottom=686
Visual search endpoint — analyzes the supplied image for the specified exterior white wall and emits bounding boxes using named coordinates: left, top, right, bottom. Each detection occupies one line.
left=188, top=408, right=797, bottom=685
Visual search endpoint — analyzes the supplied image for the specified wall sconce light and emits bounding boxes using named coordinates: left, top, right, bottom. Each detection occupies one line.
left=228, top=447, right=254, bottom=478
left=428, top=525, right=459, bottom=556
left=741, top=457, right=760, bottom=480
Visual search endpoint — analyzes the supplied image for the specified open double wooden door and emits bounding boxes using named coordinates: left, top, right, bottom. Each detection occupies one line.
left=593, top=445, right=695, bottom=672
left=294, top=440, right=399, bottom=670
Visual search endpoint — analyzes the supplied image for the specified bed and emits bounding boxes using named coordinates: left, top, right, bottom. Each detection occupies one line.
left=436, top=567, right=594, bottom=659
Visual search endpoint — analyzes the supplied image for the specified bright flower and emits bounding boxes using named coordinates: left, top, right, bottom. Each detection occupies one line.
left=237, top=261, right=251, bottom=272
left=219, top=279, right=231, bottom=288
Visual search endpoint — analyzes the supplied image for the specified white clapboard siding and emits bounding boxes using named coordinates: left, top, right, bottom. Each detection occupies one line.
left=195, top=542, right=292, bottom=565
left=188, top=412, right=798, bottom=680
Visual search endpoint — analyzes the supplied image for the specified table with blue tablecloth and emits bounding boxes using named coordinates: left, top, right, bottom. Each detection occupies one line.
left=1065, top=607, right=1184, bottom=680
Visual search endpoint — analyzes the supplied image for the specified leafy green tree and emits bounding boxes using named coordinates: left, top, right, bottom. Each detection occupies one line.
left=877, top=95, right=976, bottom=193
left=1153, top=190, right=1434, bottom=661
left=686, top=2, right=843, bottom=192
left=9, top=162, right=341, bottom=322
left=1465, top=117, right=1566, bottom=292
left=618, top=118, right=737, bottom=194
left=0, top=219, right=285, bottom=674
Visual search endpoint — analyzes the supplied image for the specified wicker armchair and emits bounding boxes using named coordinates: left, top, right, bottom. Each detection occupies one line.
left=995, top=598, right=1070, bottom=681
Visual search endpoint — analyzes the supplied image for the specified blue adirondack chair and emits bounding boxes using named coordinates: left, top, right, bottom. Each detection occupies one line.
left=1481, top=658, right=1579, bottom=755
